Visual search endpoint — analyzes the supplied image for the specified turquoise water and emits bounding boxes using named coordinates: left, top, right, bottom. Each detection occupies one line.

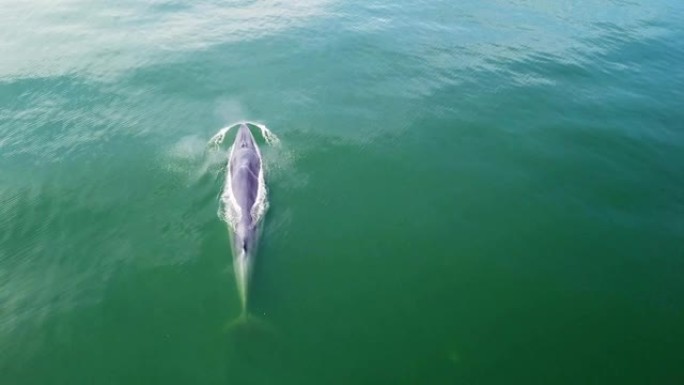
left=1, top=1, right=683, bottom=384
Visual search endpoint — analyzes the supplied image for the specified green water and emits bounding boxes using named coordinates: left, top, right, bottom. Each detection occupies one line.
left=2, top=1, right=683, bottom=384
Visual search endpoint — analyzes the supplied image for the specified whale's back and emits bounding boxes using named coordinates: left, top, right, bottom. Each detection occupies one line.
left=230, top=148, right=261, bottom=223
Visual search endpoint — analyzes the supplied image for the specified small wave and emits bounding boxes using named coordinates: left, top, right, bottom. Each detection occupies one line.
left=209, top=121, right=280, bottom=148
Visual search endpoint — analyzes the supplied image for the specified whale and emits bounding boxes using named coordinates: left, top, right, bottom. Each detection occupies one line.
left=225, top=123, right=266, bottom=310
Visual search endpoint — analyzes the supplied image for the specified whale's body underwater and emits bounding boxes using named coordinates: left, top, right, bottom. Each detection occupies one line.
left=223, top=124, right=267, bottom=310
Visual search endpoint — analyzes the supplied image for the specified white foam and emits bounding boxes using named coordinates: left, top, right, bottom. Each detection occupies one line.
left=208, top=121, right=280, bottom=148
left=250, top=122, right=281, bottom=146
left=220, top=140, right=242, bottom=231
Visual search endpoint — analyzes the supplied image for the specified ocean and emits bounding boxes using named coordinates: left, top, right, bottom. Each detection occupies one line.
left=1, top=1, right=683, bottom=384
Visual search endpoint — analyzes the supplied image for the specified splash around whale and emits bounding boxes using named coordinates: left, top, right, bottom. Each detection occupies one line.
left=209, top=121, right=279, bottom=312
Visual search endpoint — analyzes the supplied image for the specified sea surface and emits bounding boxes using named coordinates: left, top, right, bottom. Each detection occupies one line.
left=1, top=1, right=683, bottom=384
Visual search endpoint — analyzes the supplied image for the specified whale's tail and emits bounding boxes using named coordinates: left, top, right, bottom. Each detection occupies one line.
left=225, top=249, right=275, bottom=338
left=225, top=311, right=275, bottom=335
left=224, top=311, right=278, bottom=356
left=223, top=312, right=288, bottom=383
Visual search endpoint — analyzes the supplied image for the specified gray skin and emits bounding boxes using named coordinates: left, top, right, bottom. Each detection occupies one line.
left=228, top=124, right=263, bottom=308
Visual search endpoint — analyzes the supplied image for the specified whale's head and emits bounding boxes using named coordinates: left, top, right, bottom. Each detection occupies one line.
left=234, top=124, right=257, bottom=151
